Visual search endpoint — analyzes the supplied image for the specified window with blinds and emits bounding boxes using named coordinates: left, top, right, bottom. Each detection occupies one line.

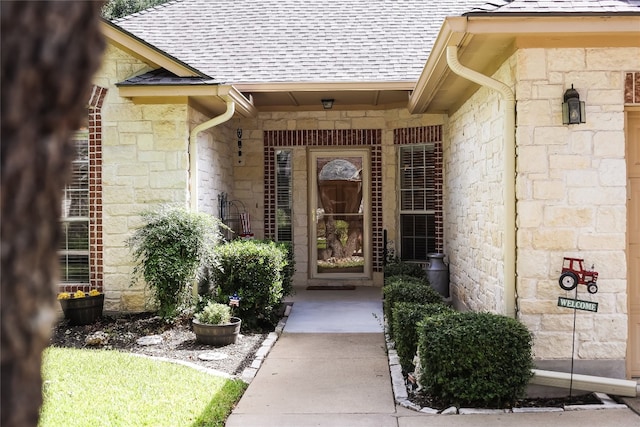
left=275, top=149, right=292, bottom=241
left=59, top=131, right=90, bottom=283
left=399, top=144, right=436, bottom=261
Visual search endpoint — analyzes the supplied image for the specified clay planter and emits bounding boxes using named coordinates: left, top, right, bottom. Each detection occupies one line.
left=59, top=294, right=104, bottom=326
left=192, top=317, right=241, bottom=346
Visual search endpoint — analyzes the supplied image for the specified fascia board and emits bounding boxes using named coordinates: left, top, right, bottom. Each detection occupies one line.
left=117, top=85, right=220, bottom=97
left=408, top=17, right=467, bottom=114
left=233, top=81, right=416, bottom=92
left=100, top=20, right=206, bottom=78
left=463, top=15, right=640, bottom=35
left=409, top=15, right=640, bottom=114
left=117, top=84, right=256, bottom=118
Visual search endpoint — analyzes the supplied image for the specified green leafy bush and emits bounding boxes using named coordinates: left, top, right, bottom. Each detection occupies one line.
left=194, top=301, right=231, bottom=325
left=384, top=259, right=427, bottom=279
left=211, top=239, right=289, bottom=330
left=128, top=205, right=225, bottom=319
left=273, top=240, right=295, bottom=298
left=417, top=312, right=534, bottom=408
left=392, top=302, right=455, bottom=374
left=383, top=275, right=442, bottom=336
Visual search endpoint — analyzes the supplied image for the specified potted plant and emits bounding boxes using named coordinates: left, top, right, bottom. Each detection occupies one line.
left=57, top=289, right=104, bottom=325
left=192, top=301, right=241, bottom=346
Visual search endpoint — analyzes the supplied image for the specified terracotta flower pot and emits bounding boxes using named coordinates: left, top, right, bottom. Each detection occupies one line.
left=192, top=317, right=241, bottom=346
left=59, top=294, right=104, bottom=326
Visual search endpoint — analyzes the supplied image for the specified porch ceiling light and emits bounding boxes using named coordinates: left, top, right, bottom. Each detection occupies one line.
left=321, top=98, right=334, bottom=110
left=562, top=85, right=586, bottom=125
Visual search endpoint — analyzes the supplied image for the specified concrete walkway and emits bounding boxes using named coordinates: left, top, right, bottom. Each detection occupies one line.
left=225, top=286, right=640, bottom=427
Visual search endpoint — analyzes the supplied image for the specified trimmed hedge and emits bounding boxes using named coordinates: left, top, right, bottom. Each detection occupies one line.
left=383, top=275, right=442, bottom=337
left=417, top=312, right=534, bottom=408
left=384, top=259, right=427, bottom=279
left=211, top=239, right=290, bottom=330
left=273, top=240, right=295, bottom=298
left=391, top=302, right=455, bottom=374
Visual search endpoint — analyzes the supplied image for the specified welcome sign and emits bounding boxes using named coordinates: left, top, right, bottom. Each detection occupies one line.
left=557, top=297, right=598, bottom=312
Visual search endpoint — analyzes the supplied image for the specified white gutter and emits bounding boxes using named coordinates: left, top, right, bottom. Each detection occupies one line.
left=531, top=369, right=638, bottom=397
left=188, top=97, right=235, bottom=211
left=445, top=46, right=517, bottom=318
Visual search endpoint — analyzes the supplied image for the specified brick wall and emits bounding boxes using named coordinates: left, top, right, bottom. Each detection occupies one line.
left=235, top=110, right=445, bottom=285
left=394, top=126, right=444, bottom=254
left=58, top=85, right=107, bottom=295
left=264, top=129, right=384, bottom=273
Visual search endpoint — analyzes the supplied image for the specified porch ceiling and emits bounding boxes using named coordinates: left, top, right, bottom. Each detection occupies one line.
left=234, top=82, right=415, bottom=111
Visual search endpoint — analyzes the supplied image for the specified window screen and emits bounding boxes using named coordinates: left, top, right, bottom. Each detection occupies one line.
left=275, top=149, right=292, bottom=241
left=399, top=144, right=437, bottom=261
left=59, top=132, right=90, bottom=283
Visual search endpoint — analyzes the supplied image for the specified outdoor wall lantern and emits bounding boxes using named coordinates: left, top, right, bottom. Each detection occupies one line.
left=321, top=98, right=334, bottom=110
left=562, top=84, right=586, bottom=125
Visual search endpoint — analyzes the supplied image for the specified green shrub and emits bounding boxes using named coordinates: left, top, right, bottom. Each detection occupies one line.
left=211, top=239, right=288, bottom=330
left=383, top=275, right=442, bottom=336
left=273, top=240, right=295, bottom=298
left=417, top=312, right=534, bottom=408
left=384, top=259, right=427, bottom=279
left=392, top=302, right=455, bottom=374
left=128, top=205, right=225, bottom=319
left=194, top=301, right=231, bottom=325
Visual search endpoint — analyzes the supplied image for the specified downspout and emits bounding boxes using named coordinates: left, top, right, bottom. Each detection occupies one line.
left=188, top=97, right=235, bottom=211
left=445, top=45, right=516, bottom=318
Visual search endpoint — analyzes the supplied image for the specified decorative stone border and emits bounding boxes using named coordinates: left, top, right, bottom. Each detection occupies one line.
left=239, top=304, right=291, bottom=383
left=384, top=333, right=629, bottom=414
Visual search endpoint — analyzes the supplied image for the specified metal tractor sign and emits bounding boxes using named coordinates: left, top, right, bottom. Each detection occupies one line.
left=559, top=257, right=599, bottom=294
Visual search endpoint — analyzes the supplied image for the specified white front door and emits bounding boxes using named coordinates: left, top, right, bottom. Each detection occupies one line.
left=309, top=149, right=371, bottom=279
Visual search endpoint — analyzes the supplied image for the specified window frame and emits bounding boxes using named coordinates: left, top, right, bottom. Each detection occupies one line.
left=59, top=130, right=91, bottom=284
left=397, top=143, right=438, bottom=261
left=275, top=149, right=293, bottom=242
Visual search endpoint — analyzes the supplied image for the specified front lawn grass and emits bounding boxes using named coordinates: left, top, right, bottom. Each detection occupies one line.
left=39, top=347, right=246, bottom=427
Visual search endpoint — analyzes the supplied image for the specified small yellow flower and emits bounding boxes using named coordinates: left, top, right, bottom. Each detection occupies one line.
left=57, top=292, right=70, bottom=300
left=74, top=290, right=86, bottom=298
left=89, top=289, right=100, bottom=297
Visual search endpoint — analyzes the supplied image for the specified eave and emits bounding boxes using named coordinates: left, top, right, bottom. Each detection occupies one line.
left=100, top=19, right=206, bottom=78
left=117, top=84, right=257, bottom=118
left=409, top=15, right=640, bottom=115
left=234, top=81, right=415, bottom=111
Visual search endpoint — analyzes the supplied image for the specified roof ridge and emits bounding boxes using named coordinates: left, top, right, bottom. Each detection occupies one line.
left=466, top=0, right=640, bottom=15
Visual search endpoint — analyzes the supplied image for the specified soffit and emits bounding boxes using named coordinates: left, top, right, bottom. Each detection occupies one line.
left=411, top=15, right=640, bottom=114
left=117, top=82, right=257, bottom=117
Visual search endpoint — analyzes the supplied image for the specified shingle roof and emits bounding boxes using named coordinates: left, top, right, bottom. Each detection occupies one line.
left=468, top=0, right=640, bottom=14
left=113, top=0, right=639, bottom=84
left=113, top=0, right=488, bottom=83
left=117, top=68, right=217, bottom=85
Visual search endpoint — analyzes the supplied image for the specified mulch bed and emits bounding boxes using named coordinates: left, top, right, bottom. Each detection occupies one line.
left=49, top=312, right=267, bottom=376
left=409, top=388, right=602, bottom=411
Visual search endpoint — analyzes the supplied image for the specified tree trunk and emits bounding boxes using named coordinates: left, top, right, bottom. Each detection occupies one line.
left=1, top=2, right=104, bottom=426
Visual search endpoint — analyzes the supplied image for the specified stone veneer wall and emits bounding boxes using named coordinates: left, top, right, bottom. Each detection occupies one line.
left=192, top=107, right=235, bottom=216
left=515, top=47, right=640, bottom=368
left=94, top=45, right=191, bottom=312
left=234, top=109, right=445, bottom=286
left=444, top=56, right=516, bottom=315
